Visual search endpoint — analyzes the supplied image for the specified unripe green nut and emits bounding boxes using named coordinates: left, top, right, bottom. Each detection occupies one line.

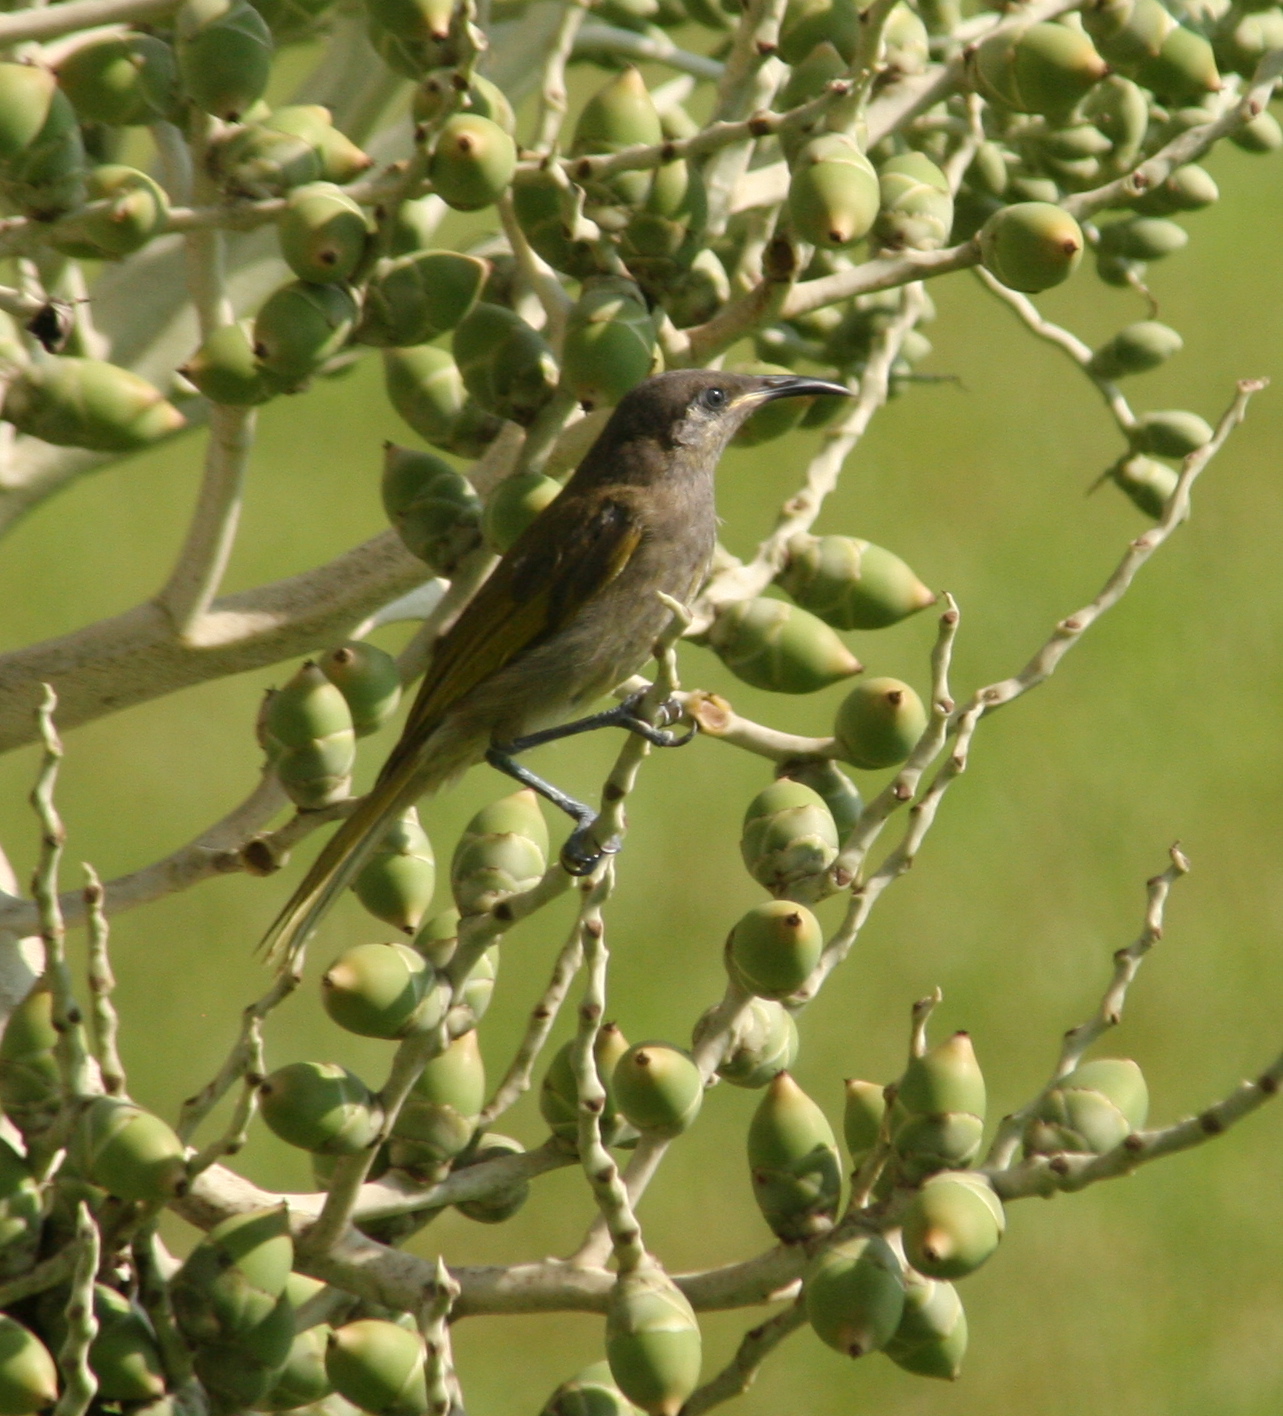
left=777, top=759, right=863, bottom=838
left=706, top=598, right=862, bottom=694
left=181, top=320, right=275, bottom=406
left=511, top=165, right=603, bottom=279
left=1133, top=162, right=1218, bottom=214
left=176, top=0, right=273, bottom=120
left=884, top=1269, right=967, bottom=1379
left=450, top=788, right=549, bottom=915
left=172, top=1204, right=292, bottom=1346
left=1098, top=215, right=1188, bottom=260
left=542, top=1360, right=642, bottom=1415
left=252, top=280, right=358, bottom=388
left=381, top=443, right=483, bottom=571
left=357, top=250, right=488, bottom=348
left=834, top=676, right=928, bottom=770
left=76, top=1285, right=165, bottom=1401
left=893, top=1031, right=986, bottom=1179
left=780, top=40, right=846, bottom=108
left=413, top=907, right=499, bottom=1021
left=3, top=358, right=184, bottom=452
left=0, top=63, right=56, bottom=162
left=843, top=1078, right=886, bottom=1166
left=261, top=661, right=355, bottom=809
left=1086, top=320, right=1183, bottom=379
left=727, top=899, right=824, bottom=1001
left=803, top=1233, right=904, bottom=1357
left=483, top=472, right=561, bottom=553
left=55, top=162, right=169, bottom=259
left=1134, top=24, right=1220, bottom=100
left=1109, top=453, right=1178, bottom=518
left=563, top=278, right=660, bottom=410
left=540, top=1022, right=631, bottom=1146
left=572, top=67, right=663, bottom=208
left=277, top=182, right=370, bottom=284
left=57, top=35, right=178, bottom=126
left=319, top=640, right=402, bottom=737
left=613, top=1042, right=703, bottom=1138
left=326, top=1320, right=428, bottom=1416
left=979, top=201, right=1083, bottom=292
left=0, top=987, right=59, bottom=1135
left=747, top=1071, right=842, bottom=1241
left=71, top=1096, right=188, bottom=1204
left=352, top=809, right=436, bottom=931
left=788, top=132, right=880, bottom=249
left=259, top=1324, right=333, bottom=1410
left=883, top=2, right=929, bottom=72
left=605, top=1265, right=702, bottom=1416
left=779, top=0, right=860, bottom=65
left=0, top=1140, right=40, bottom=1271
left=706, top=998, right=798, bottom=1089
left=389, top=1029, right=485, bottom=1172
left=972, top=21, right=1108, bottom=118
left=875, top=151, right=953, bottom=251
left=740, top=779, right=838, bottom=898
left=453, top=302, right=559, bottom=426
left=0, top=85, right=85, bottom=219
left=728, top=361, right=811, bottom=447
left=265, top=103, right=371, bottom=185
left=1024, top=1056, right=1148, bottom=1155
left=384, top=345, right=503, bottom=456
left=413, top=68, right=515, bottom=134
left=0, top=1316, right=58, bottom=1416
left=453, top=1133, right=530, bottom=1223
left=779, top=532, right=935, bottom=630
left=259, top=1060, right=381, bottom=1154
left=1231, top=108, right=1283, bottom=153
left=902, top=1171, right=1005, bottom=1279
left=322, top=941, right=445, bottom=1039
left=429, top=114, right=516, bottom=212
left=192, top=1292, right=295, bottom=1410
left=209, top=121, right=320, bottom=200
left=1130, top=408, right=1213, bottom=457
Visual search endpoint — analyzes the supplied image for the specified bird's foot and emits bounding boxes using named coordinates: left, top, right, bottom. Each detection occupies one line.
left=615, top=692, right=697, bottom=748
left=560, top=820, right=623, bottom=876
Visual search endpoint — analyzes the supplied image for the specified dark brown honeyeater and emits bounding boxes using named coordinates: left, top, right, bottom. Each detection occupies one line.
left=260, top=368, right=848, bottom=963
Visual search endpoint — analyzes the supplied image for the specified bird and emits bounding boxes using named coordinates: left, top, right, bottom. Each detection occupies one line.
left=259, top=368, right=849, bottom=965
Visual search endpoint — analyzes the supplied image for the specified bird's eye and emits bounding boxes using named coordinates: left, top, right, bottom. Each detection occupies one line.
left=700, top=386, right=728, bottom=411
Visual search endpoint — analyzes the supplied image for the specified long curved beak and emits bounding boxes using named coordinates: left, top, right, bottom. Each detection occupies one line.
left=746, top=374, right=851, bottom=404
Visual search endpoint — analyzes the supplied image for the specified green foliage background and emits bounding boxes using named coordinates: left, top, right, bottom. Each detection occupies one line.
left=1, top=143, right=1281, bottom=1414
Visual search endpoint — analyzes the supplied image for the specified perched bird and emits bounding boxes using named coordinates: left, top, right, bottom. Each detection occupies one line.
left=260, top=368, right=848, bottom=963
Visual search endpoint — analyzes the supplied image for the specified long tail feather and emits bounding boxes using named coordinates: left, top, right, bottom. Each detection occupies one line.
left=258, top=751, right=430, bottom=968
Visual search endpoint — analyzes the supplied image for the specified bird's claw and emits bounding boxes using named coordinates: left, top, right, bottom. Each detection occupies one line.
left=560, top=821, right=622, bottom=876
left=617, top=693, right=696, bottom=748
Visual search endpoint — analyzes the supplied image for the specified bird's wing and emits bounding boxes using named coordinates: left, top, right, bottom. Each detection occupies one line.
left=258, top=491, right=645, bottom=967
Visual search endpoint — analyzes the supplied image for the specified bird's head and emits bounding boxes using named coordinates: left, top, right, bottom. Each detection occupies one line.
left=611, top=369, right=851, bottom=465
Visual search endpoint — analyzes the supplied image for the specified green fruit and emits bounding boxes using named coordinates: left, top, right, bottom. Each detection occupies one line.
left=804, top=1233, right=904, bottom=1357
left=1130, top=408, right=1213, bottom=457
left=740, top=778, right=839, bottom=898
left=1098, top=215, right=1188, bottom=260
left=413, top=68, right=515, bottom=134
left=1024, top=1056, right=1148, bottom=1155
left=843, top=1078, right=886, bottom=1166
left=788, top=133, right=880, bottom=249
left=481, top=472, right=562, bottom=554
left=1134, top=24, right=1220, bottom=100
left=357, top=249, right=488, bottom=348
left=260, top=661, right=355, bottom=809
left=0, top=1316, right=58, bottom=1416
left=834, top=676, right=928, bottom=770
left=327, top=1320, right=428, bottom=1416
left=728, top=361, right=811, bottom=447
left=747, top=1071, right=842, bottom=1241
left=542, top=1359, right=642, bottom=1415
left=54, top=163, right=168, bottom=259
left=352, top=809, right=436, bottom=932
left=0, top=86, right=85, bottom=218
left=381, top=443, right=483, bottom=571
left=319, top=640, right=402, bottom=738
left=182, top=320, right=275, bottom=406
left=71, top=1096, right=187, bottom=1204
left=1086, top=320, right=1183, bottom=379
left=706, top=598, right=862, bottom=694
left=250, top=0, right=337, bottom=42
left=777, top=759, right=863, bottom=837
left=1109, top=453, right=1178, bottom=517
left=1083, top=0, right=1171, bottom=68
left=779, top=0, right=859, bottom=64
left=383, top=345, right=503, bottom=456
left=612, top=1042, right=703, bottom=1138
left=453, top=1133, right=530, bottom=1223
left=572, top=67, right=664, bottom=208
left=1133, top=162, right=1218, bottom=214
left=386, top=193, right=441, bottom=256
left=540, top=1023, right=630, bottom=1146
left=366, top=0, right=452, bottom=45
left=620, top=156, right=706, bottom=290
left=192, top=1293, right=295, bottom=1409
left=563, top=278, right=659, bottom=410
left=322, top=941, right=445, bottom=1040
left=176, top=0, right=273, bottom=120
left=875, top=151, right=953, bottom=251
left=884, top=1269, right=967, bottom=1379
left=970, top=140, right=1010, bottom=198
left=1214, top=5, right=1283, bottom=77
left=893, top=1031, right=986, bottom=1180
left=780, top=40, right=846, bottom=107
left=511, top=165, right=602, bottom=279
left=453, top=303, right=559, bottom=426
left=389, top=1030, right=486, bottom=1173
left=709, top=998, right=799, bottom=1089
left=56, top=35, right=178, bottom=126
left=728, top=900, right=824, bottom=999
left=972, top=21, right=1108, bottom=118
left=259, top=1061, right=381, bottom=1154
left=450, top=789, right=549, bottom=915
left=0, top=63, right=56, bottom=162
left=252, top=280, right=357, bottom=388
left=0, top=1140, right=40, bottom=1270
left=780, top=533, right=935, bottom=630
left=1081, top=75, right=1148, bottom=169
left=605, top=1265, right=702, bottom=1416
left=208, top=122, right=321, bottom=200
left=172, top=1205, right=293, bottom=1346
left=265, top=104, right=371, bottom=183
left=1231, top=109, right=1283, bottom=153
left=257, top=1324, right=333, bottom=1410
left=3, top=358, right=183, bottom=452
left=0, top=987, right=59, bottom=1135
left=901, top=1171, right=1005, bottom=1279
left=277, top=182, right=370, bottom=284
left=979, top=201, right=1083, bottom=292
left=429, top=114, right=516, bottom=212
left=83, top=1285, right=166, bottom=1401
left=883, top=3, right=930, bottom=74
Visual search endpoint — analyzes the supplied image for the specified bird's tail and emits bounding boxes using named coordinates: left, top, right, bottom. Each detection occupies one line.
left=258, top=750, right=429, bottom=969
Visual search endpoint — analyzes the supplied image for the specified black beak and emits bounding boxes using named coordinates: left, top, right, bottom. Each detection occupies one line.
left=753, top=374, right=850, bottom=403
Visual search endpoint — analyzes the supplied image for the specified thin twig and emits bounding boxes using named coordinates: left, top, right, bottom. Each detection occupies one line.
left=679, top=1297, right=807, bottom=1416
left=421, top=1257, right=461, bottom=1416
left=52, top=1203, right=100, bottom=1416
left=82, top=865, right=124, bottom=1096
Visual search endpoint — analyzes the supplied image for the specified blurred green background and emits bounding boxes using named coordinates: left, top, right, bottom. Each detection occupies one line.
left=2, top=138, right=1283, bottom=1415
